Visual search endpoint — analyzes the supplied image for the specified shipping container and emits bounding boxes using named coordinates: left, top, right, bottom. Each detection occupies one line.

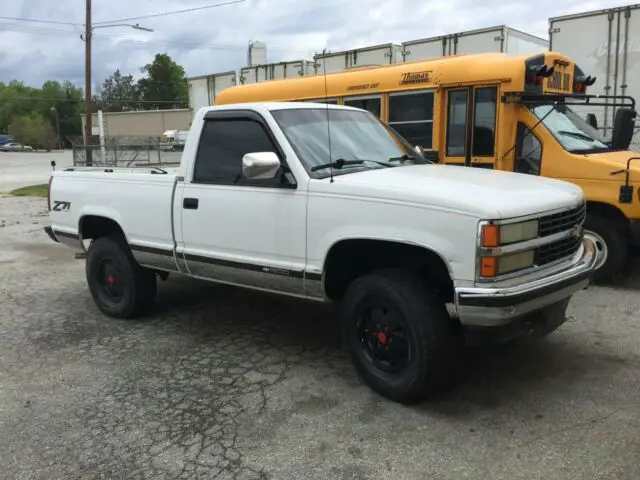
left=240, top=60, right=314, bottom=85
left=188, top=70, right=239, bottom=114
left=549, top=4, right=640, bottom=148
left=402, top=26, right=548, bottom=62
left=313, top=43, right=403, bottom=74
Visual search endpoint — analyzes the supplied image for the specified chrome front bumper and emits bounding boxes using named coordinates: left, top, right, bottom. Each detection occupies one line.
left=454, top=234, right=604, bottom=327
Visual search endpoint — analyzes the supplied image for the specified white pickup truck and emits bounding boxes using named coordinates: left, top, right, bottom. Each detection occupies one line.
left=45, top=102, right=603, bottom=403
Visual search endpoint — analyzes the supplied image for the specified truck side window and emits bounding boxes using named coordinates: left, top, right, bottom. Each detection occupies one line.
left=388, top=91, right=434, bottom=149
left=514, top=123, right=542, bottom=176
left=473, top=87, right=497, bottom=156
left=446, top=90, right=468, bottom=156
left=193, top=118, right=278, bottom=185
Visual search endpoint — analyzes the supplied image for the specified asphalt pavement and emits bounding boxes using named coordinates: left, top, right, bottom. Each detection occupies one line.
left=0, top=196, right=639, bottom=480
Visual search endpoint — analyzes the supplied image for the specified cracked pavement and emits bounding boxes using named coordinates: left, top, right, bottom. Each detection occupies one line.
left=1, top=195, right=639, bottom=479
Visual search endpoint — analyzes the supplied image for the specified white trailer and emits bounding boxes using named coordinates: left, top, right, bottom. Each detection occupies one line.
left=313, top=43, right=403, bottom=74
left=402, top=26, right=548, bottom=62
left=239, top=60, right=314, bottom=85
left=549, top=4, right=640, bottom=148
left=188, top=70, right=239, bottom=117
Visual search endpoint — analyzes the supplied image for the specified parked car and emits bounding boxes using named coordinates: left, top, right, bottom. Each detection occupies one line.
left=45, top=102, right=604, bottom=403
left=0, top=142, right=34, bottom=152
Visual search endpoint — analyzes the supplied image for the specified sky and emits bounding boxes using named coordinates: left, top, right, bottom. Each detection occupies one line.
left=0, top=0, right=634, bottom=88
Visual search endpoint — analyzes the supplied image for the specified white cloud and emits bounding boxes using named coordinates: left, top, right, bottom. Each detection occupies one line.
left=0, top=0, right=633, bottom=87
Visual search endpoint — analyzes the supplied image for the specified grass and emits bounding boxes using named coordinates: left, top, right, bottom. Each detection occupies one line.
left=9, top=184, right=49, bottom=197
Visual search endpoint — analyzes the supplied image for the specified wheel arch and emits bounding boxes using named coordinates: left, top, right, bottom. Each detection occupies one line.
left=320, top=237, right=455, bottom=303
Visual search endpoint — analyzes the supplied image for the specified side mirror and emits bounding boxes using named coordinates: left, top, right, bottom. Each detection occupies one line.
left=585, top=113, right=598, bottom=129
left=611, top=108, right=637, bottom=150
left=242, top=151, right=281, bottom=180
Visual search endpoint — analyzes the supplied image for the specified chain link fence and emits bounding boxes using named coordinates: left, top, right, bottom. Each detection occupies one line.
left=71, top=136, right=184, bottom=167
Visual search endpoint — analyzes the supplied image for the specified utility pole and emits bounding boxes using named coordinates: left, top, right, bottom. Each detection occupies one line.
left=85, top=0, right=93, bottom=166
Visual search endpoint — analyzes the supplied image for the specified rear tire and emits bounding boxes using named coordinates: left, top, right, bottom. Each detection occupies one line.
left=584, top=213, right=628, bottom=284
left=86, top=236, right=157, bottom=319
left=340, top=269, right=459, bottom=403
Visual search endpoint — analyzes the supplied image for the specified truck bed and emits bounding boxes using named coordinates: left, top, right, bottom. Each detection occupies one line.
left=48, top=167, right=181, bottom=257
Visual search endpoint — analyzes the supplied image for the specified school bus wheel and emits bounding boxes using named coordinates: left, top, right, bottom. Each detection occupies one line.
left=584, top=213, right=629, bottom=284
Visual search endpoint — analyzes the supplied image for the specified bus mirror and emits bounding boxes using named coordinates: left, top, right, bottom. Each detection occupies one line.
left=586, top=113, right=598, bottom=130
left=611, top=108, right=637, bottom=150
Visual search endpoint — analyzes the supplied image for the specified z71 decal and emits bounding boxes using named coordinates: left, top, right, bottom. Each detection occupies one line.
left=52, top=201, right=71, bottom=212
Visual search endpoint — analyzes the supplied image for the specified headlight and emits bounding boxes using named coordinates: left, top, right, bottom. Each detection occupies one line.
left=480, top=250, right=535, bottom=277
left=481, top=220, right=539, bottom=247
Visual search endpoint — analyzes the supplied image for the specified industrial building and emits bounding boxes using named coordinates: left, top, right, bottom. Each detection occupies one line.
left=80, top=109, right=191, bottom=139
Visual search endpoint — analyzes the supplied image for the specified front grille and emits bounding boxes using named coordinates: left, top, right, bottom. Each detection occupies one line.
left=539, top=203, right=586, bottom=237
left=536, top=235, right=582, bottom=266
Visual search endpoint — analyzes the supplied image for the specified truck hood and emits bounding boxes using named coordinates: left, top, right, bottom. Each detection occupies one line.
left=314, top=164, right=584, bottom=219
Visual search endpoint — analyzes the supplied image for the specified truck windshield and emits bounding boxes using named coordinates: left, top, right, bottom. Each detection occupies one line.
left=530, top=104, right=611, bottom=153
left=271, top=108, right=427, bottom=178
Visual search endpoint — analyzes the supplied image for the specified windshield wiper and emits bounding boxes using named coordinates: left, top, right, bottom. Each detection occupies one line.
left=557, top=130, right=596, bottom=142
left=310, top=158, right=392, bottom=172
left=311, top=158, right=364, bottom=172
left=388, top=154, right=415, bottom=163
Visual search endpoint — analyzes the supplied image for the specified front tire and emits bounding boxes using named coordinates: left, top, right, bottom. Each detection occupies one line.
left=584, top=213, right=628, bottom=284
left=340, top=270, right=459, bottom=403
left=86, top=236, right=157, bottom=319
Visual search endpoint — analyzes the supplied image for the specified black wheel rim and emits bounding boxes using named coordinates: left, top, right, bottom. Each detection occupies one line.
left=97, top=259, right=125, bottom=304
left=357, top=302, right=410, bottom=373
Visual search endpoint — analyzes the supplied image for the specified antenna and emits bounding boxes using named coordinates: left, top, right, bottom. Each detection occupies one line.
left=321, top=48, right=334, bottom=183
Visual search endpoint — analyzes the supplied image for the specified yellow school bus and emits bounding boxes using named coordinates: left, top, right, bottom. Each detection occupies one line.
left=215, top=52, right=639, bottom=282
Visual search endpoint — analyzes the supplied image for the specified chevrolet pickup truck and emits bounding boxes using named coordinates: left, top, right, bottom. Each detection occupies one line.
left=45, top=102, right=604, bottom=403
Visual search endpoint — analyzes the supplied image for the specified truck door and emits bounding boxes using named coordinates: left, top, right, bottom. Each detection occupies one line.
left=177, top=110, right=307, bottom=296
left=442, top=86, right=498, bottom=168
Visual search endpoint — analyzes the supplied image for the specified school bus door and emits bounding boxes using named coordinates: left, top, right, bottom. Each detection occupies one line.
left=442, top=86, right=499, bottom=169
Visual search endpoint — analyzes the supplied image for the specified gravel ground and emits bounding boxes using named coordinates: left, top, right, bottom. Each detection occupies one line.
left=0, top=196, right=639, bottom=480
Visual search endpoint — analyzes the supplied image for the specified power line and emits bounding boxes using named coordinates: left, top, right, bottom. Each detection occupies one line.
left=0, top=22, right=317, bottom=54
left=93, top=0, right=247, bottom=25
left=0, top=15, right=79, bottom=26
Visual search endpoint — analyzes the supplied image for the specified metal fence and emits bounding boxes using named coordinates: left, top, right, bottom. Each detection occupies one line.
left=71, top=136, right=183, bottom=167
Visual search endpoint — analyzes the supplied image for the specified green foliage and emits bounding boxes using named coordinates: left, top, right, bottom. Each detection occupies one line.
left=137, top=53, right=188, bottom=110
left=9, top=111, right=57, bottom=151
left=0, top=53, right=188, bottom=147
left=0, top=80, right=83, bottom=148
left=97, top=69, right=140, bottom=112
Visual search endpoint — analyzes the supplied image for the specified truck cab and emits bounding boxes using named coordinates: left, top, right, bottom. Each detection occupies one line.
left=213, top=51, right=639, bottom=283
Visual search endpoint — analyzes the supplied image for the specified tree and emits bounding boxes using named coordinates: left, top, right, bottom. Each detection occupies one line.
left=0, top=79, right=83, bottom=147
left=99, top=69, right=139, bottom=112
left=9, top=111, right=57, bottom=150
left=137, top=53, right=188, bottom=110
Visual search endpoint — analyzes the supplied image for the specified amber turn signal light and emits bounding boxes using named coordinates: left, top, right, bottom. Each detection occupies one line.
left=481, top=224, right=499, bottom=247
left=480, top=256, right=497, bottom=277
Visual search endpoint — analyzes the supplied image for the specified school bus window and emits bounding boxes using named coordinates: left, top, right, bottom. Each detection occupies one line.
left=344, top=96, right=381, bottom=118
left=446, top=90, right=468, bottom=156
left=473, top=87, right=497, bottom=156
left=514, top=123, right=542, bottom=176
left=388, top=91, right=434, bottom=149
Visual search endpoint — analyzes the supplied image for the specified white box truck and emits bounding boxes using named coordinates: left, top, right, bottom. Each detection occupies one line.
left=313, top=43, right=404, bottom=74
left=402, top=26, right=548, bottom=62
left=549, top=4, right=640, bottom=149
left=240, top=60, right=314, bottom=85
left=188, top=70, right=239, bottom=116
